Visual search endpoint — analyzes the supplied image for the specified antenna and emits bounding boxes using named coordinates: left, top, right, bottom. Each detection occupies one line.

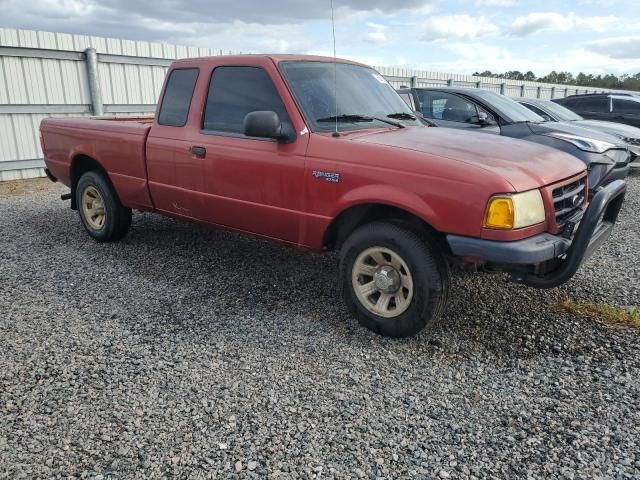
left=330, top=0, right=340, bottom=137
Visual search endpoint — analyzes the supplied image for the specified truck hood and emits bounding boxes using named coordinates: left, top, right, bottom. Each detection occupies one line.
left=352, top=126, right=585, bottom=191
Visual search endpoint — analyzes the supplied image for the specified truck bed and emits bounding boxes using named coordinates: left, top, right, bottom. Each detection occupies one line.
left=41, top=116, right=155, bottom=210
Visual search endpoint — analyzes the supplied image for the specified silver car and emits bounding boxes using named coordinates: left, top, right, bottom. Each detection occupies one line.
left=518, top=97, right=640, bottom=168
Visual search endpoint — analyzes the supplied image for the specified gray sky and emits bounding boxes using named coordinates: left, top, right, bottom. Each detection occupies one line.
left=2, top=0, right=639, bottom=74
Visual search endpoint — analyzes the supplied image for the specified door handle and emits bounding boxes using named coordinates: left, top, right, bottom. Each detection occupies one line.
left=191, top=146, right=207, bottom=157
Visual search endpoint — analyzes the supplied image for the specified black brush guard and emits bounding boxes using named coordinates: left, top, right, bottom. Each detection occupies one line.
left=516, top=179, right=627, bottom=289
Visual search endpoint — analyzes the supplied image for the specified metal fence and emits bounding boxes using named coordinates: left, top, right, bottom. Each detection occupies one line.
left=0, top=27, right=627, bottom=181
left=377, top=66, right=613, bottom=99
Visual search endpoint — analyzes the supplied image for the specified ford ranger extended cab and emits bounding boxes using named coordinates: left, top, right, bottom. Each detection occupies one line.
left=41, top=55, right=627, bottom=338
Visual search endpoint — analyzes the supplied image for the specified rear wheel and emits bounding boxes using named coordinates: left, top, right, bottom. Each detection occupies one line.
left=339, top=222, right=448, bottom=337
left=76, top=171, right=131, bottom=242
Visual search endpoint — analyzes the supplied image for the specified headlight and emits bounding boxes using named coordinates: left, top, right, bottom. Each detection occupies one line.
left=483, top=190, right=545, bottom=230
left=544, top=132, right=617, bottom=153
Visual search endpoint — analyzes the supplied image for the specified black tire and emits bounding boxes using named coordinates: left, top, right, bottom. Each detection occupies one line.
left=388, top=220, right=451, bottom=322
left=75, top=171, right=132, bottom=242
left=339, top=221, right=449, bottom=338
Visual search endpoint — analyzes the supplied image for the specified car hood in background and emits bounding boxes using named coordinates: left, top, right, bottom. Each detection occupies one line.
left=572, top=119, right=640, bottom=142
left=528, top=121, right=628, bottom=147
left=353, top=126, right=585, bottom=191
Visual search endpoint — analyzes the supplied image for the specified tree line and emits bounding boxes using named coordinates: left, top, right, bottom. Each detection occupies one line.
left=472, top=70, right=640, bottom=91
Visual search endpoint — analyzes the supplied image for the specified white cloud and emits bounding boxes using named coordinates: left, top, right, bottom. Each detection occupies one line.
left=308, top=50, right=385, bottom=67
left=365, top=22, right=387, bottom=45
left=21, top=0, right=100, bottom=18
left=421, top=15, right=499, bottom=42
left=1, top=0, right=438, bottom=42
left=586, top=36, right=640, bottom=59
left=410, top=41, right=640, bottom=76
left=172, top=21, right=310, bottom=54
left=543, top=47, right=640, bottom=75
left=577, top=0, right=629, bottom=5
left=1, top=0, right=636, bottom=77
left=475, top=0, right=518, bottom=6
left=439, top=42, right=515, bottom=71
left=510, top=12, right=619, bottom=36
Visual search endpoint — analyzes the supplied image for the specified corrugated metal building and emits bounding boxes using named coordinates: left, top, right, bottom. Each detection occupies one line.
left=0, top=28, right=230, bottom=181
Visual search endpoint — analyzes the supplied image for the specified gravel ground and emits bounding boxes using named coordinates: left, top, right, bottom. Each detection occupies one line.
left=1, top=175, right=639, bottom=480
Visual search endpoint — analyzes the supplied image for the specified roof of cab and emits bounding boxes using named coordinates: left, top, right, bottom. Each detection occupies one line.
left=171, top=54, right=367, bottom=68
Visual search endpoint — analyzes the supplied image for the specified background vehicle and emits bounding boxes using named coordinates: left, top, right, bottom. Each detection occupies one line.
left=398, top=86, right=631, bottom=192
left=553, top=93, right=640, bottom=128
left=518, top=97, right=640, bottom=167
left=40, top=55, right=626, bottom=338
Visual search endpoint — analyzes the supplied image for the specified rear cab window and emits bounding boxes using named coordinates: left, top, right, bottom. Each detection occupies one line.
left=203, top=66, right=290, bottom=135
left=158, top=68, right=199, bottom=127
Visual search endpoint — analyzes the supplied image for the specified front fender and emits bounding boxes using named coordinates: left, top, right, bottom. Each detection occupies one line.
left=333, top=184, right=443, bottom=231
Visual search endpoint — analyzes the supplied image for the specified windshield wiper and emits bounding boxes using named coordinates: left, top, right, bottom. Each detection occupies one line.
left=317, top=114, right=373, bottom=123
left=387, top=112, right=416, bottom=120
left=316, top=114, right=405, bottom=128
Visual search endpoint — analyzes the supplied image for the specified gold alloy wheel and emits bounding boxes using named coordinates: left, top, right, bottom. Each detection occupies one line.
left=352, top=246, right=414, bottom=318
left=81, top=185, right=106, bottom=230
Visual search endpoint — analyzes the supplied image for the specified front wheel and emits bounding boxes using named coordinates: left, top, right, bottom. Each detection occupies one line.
left=339, top=222, right=448, bottom=337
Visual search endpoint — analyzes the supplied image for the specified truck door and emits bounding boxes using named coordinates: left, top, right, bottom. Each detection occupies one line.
left=146, top=67, right=201, bottom=217
left=185, top=64, right=309, bottom=244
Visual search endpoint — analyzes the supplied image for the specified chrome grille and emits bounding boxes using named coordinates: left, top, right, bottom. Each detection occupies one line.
left=552, top=177, right=586, bottom=225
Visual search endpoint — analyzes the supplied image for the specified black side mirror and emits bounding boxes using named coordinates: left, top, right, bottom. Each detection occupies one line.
left=477, top=111, right=497, bottom=127
left=244, top=111, right=293, bottom=142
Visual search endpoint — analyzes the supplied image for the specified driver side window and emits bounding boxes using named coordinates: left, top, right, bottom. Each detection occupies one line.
left=419, top=92, right=489, bottom=124
left=203, top=66, right=290, bottom=134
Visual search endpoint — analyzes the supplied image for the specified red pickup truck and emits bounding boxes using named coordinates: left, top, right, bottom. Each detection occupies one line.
left=41, top=55, right=627, bottom=337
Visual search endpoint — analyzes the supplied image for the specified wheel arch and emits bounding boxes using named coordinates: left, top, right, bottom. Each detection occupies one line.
left=69, top=154, right=112, bottom=210
left=323, top=202, right=447, bottom=253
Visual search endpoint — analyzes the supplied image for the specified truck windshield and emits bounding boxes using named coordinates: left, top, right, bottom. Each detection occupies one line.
left=280, top=61, right=421, bottom=132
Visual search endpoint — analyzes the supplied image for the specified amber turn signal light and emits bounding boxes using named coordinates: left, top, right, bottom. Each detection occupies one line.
left=483, top=197, right=514, bottom=229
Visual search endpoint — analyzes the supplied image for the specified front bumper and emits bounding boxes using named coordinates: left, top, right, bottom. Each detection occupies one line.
left=446, top=180, right=627, bottom=288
